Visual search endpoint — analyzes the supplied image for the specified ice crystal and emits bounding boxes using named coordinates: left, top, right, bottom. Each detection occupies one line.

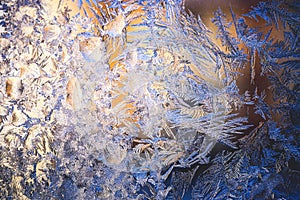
left=0, top=0, right=299, bottom=199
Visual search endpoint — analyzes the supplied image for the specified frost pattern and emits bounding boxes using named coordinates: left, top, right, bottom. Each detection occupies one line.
left=0, top=0, right=299, bottom=199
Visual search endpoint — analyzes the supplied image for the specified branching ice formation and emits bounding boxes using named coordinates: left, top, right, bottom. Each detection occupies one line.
left=0, top=0, right=299, bottom=199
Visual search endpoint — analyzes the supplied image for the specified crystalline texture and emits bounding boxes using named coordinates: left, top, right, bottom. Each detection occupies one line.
left=0, top=0, right=299, bottom=199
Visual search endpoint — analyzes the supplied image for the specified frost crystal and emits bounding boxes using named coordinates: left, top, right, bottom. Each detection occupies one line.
left=0, top=0, right=299, bottom=199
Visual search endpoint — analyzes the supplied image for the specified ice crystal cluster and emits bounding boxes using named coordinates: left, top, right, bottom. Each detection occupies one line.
left=0, top=0, right=299, bottom=199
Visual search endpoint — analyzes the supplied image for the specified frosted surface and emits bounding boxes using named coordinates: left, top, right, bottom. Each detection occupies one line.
left=0, top=0, right=299, bottom=199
